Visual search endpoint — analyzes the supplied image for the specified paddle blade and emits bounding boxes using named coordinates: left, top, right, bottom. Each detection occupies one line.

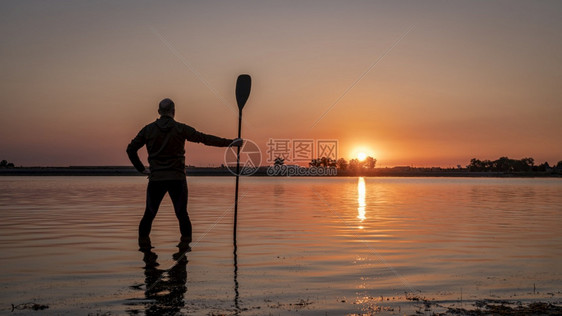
left=236, top=74, right=251, bottom=111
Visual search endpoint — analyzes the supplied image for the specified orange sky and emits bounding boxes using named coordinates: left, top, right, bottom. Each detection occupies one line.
left=1, top=1, right=561, bottom=167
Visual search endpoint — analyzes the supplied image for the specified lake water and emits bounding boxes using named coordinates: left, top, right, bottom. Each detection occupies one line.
left=0, top=176, right=561, bottom=315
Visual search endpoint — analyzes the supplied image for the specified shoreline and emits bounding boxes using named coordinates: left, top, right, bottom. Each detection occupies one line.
left=7, top=297, right=562, bottom=315
left=0, top=166, right=560, bottom=177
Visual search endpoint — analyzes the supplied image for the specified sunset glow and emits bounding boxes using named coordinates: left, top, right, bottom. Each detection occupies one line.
left=357, top=152, right=368, bottom=162
left=0, top=1, right=560, bottom=167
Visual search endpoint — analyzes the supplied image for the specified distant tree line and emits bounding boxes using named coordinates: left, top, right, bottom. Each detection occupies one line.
left=272, top=155, right=560, bottom=174
left=308, top=157, right=337, bottom=168
left=347, top=156, right=376, bottom=171
left=467, top=157, right=562, bottom=172
left=0, top=160, right=15, bottom=168
left=308, top=156, right=376, bottom=171
left=272, top=156, right=377, bottom=171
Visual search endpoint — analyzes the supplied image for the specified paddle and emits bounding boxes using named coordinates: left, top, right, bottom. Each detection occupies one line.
left=234, top=74, right=251, bottom=240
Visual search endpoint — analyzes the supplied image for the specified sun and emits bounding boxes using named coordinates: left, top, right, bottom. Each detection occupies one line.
left=357, top=152, right=367, bottom=161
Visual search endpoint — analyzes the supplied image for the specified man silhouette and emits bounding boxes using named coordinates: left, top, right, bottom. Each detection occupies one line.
left=127, top=98, right=241, bottom=248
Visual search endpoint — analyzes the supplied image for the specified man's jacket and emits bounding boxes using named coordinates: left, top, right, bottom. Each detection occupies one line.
left=127, top=116, right=233, bottom=181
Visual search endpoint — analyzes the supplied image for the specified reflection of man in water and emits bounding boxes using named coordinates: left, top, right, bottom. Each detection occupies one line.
left=130, top=240, right=188, bottom=315
left=127, top=98, right=241, bottom=247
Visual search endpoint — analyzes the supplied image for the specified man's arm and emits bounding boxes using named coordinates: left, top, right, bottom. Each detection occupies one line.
left=126, top=128, right=147, bottom=173
left=183, top=125, right=237, bottom=147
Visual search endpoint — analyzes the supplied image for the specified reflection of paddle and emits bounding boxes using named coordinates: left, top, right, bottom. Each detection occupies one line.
left=234, top=74, right=251, bottom=240
left=233, top=228, right=240, bottom=311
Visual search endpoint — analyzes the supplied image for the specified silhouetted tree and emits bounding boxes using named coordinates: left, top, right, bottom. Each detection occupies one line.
left=0, top=160, right=13, bottom=168
left=468, top=158, right=493, bottom=171
left=467, top=158, right=482, bottom=171
left=318, top=157, right=336, bottom=168
left=364, top=156, right=377, bottom=169
left=467, top=156, right=552, bottom=173
left=348, top=158, right=362, bottom=171
left=336, top=158, right=348, bottom=170
left=521, top=157, right=534, bottom=171
left=493, top=156, right=512, bottom=172
left=309, top=158, right=321, bottom=167
left=535, top=162, right=550, bottom=172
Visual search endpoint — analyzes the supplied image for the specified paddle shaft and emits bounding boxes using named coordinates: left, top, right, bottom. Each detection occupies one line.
left=234, top=108, right=242, bottom=240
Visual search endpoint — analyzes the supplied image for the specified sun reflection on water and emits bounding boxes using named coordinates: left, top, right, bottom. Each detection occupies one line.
left=357, top=177, right=366, bottom=223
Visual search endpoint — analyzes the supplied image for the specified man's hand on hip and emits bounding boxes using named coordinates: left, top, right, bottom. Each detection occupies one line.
left=142, top=169, right=151, bottom=178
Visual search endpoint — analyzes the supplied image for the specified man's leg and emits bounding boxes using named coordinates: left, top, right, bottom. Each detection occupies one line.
left=139, top=181, right=168, bottom=238
left=167, top=179, right=192, bottom=243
